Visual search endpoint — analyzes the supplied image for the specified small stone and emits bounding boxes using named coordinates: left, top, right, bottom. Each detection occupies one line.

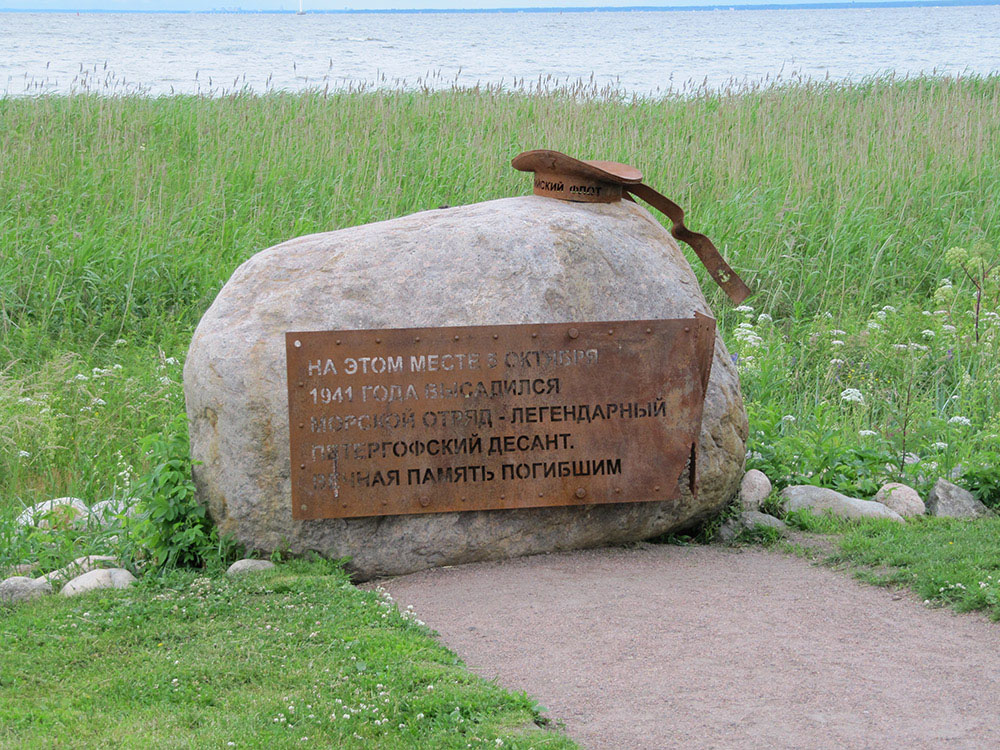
left=15, top=497, right=89, bottom=528
left=61, top=568, right=137, bottom=597
left=739, top=470, right=772, bottom=510
left=226, top=559, right=276, bottom=576
left=874, top=483, right=925, bottom=517
left=37, top=555, right=118, bottom=584
left=781, top=485, right=904, bottom=522
left=0, top=576, right=53, bottom=603
left=715, top=518, right=741, bottom=544
left=925, top=478, right=994, bottom=518
left=739, top=510, right=786, bottom=531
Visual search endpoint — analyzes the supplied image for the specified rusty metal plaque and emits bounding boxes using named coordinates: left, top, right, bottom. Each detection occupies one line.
left=286, top=316, right=715, bottom=520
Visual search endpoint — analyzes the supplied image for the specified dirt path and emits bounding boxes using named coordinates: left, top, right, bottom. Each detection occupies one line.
left=379, top=544, right=1000, bottom=750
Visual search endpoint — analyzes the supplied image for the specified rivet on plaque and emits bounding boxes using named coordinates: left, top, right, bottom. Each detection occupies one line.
left=608, top=328, right=614, bottom=335
left=615, top=488, right=622, bottom=494
left=419, top=496, right=431, bottom=507
left=298, top=381, right=304, bottom=388
left=655, top=485, right=661, bottom=492
left=415, top=336, right=421, bottom=342
left=454, top=335, right=460, bottom=341
left=575, top=487, right=587, bottom=499
left=294, top=339, right=302, bottom=348
left=493, top=333, right=499, bottom=339
left=531, top=332, right=538, bottom=338
left=568, top=327, right=579, bottom=339
left=300, top=504, right=307, bottom=511
left=336, top=339, right=341, bottom=345
left=298, top=423, right=304, bottom=429
left=300, top=464, right=305, bottom=469
left=684, top=327, right=690, bottom=333
left=645, top=327, right=652, bottom=334
left=375, top=337, right=381, bottom=344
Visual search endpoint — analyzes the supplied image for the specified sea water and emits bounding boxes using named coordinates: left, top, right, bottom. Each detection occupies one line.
left=2, top=5, right=999, bottom=97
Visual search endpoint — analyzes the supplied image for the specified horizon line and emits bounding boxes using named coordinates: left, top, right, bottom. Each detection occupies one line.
left=3, top=0, right=1000, bottom=12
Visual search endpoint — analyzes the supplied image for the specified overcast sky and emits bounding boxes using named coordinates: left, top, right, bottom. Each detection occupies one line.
left=1, top=0, right=933, bottom=10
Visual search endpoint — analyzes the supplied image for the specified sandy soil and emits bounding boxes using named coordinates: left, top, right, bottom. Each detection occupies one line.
left=379, top=544, right=1000, bottom=750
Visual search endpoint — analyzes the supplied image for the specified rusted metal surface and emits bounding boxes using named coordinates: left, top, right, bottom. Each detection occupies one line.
left=512, top=149, right=752, bottom=305
left=286, top=316, right=715, bottom=520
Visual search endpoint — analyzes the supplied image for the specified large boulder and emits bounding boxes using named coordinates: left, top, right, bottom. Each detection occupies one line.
left=185, top=196, right=748, bottom=579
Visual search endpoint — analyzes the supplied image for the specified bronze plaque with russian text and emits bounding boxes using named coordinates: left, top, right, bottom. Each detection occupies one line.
left=286, top=316, right=715, bottom=520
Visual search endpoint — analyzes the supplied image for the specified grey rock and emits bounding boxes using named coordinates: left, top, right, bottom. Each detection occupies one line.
left=226, top=559, right=276, bottom=576
left=740, top=510, right=786, bottom=530
left=185, top=196, right=749, bottom=580
left=874, top=483, right=926, bottom=517
left=925, top=479, right=994, bottom=518
left=15, top=497, right=89, bottom=528
left=0, top=576, right=52, bottom=603
left=781, top=485, right=904, bottom=522
left=61, top=568, right=136, bottom=597
left=37, top=555, right=118, bottom=584
left=715, top=510, right=786, bottom=543
left=715, top=518, right=741, bottom=544
left=739, top=469, right=772, bottom=510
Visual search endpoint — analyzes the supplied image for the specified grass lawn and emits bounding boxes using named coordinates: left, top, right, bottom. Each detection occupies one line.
left=0, top=559, right=573, bottom=749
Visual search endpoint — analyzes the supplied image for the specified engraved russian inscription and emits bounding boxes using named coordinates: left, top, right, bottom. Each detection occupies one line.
left=286, top=318, right=715, bottom=520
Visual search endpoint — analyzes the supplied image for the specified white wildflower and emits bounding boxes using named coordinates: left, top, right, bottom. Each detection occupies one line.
left=91, top=397, right=106, bottom=406
left=909, top=343, right=929, bottom=351
left=756, top=313, right=772, bottom=323
left=781, top=415, right=796, bottom=424
left=875, top=310, right=887, bottom=321
left=830, top=329, right=847, bottom=336
left=841, top=388, right=864, bottom=404
left=858, top=430, right=878, bottom=437
left=931, top=442, right=949, bottom=451
left=934, top=309, right=949, bottom=316
left=829, top=358, right=845, bottom=366
left=72, top=373, right=89, bottom=381
left=113, top=338, right=127, bottom=346
left=942, top=324, right=956, bottom=333
left=159, top=376, right=171, bottom=385
left=921, top=329, right=935, bottom=339
left=18, top=450, right=31, bottom=458
left=735, top=305, right=754, bottom=314
left=881, top=305, right=896, bottom=313
left=948, top=416, right=971, bottom=426
left=165, top=356, right=179, bottom=366
left=822, top=311, right=833, bottom=318
left=831, top=340, right=845, bottom=347
left=867, top=321, right=882, bottom=330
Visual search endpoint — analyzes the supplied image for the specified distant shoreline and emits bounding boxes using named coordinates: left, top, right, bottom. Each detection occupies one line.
left=4, top=0, right=1000, bottom=14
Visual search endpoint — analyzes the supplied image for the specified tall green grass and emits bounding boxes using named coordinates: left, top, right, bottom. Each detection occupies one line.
left=2, top=74, right=999, bottom=518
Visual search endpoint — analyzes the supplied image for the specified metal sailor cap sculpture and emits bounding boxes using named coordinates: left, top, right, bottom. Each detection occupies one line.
left=512, top=149, right=752, bottom=305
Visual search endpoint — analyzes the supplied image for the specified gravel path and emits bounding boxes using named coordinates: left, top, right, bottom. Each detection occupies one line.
left=380, top=544, right=1000, bottom=750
